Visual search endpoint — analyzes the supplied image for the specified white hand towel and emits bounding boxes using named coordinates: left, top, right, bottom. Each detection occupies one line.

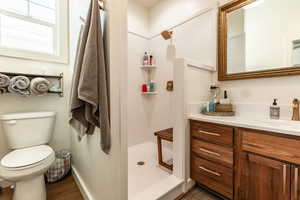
left=13, top=76, right=30, bottom=89
left=8, top=76, right=31, bottom=96
left=0, top=73, right=10, bottom=88
left=30, top=77, right=51, bottom=95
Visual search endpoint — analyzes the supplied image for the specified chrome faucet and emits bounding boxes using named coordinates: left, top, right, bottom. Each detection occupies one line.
left=292, top=99, right=300, bottom=121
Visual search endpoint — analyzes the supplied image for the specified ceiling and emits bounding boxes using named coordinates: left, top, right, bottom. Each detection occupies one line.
left=133, top=0, right=161, bottom=7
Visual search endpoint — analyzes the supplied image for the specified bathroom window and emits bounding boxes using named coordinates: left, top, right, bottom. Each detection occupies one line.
left=0, top=0, right=68, bottom=63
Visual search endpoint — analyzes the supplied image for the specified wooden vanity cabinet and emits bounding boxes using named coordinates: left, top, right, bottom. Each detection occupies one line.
left=237, top=152, right=291, bottom=200
left=190, top=120, right=300, bottom=200
left=190, top=120, right=234, bottom=199
left=236, top=128, right=300, bottom=200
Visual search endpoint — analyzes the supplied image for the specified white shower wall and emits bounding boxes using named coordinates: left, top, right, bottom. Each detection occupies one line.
left=127, top=33, right=151, bottom=146
left=128, top=0, right=149, bottom=37
left=149, top=0, right=218, bottom=37
left=127, top=0, right=217, bottom=147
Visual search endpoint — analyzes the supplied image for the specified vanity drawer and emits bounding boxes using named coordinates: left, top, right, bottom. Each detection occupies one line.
left=191, top=155, right=233, bottom=199
left=242, top=129, right=300, bottom=165
left=192, top=139, right=233, bottom=167
left=190, top=120, right=234, bottom=147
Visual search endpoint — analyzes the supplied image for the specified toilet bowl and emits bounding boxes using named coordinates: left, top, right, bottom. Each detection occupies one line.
left=0, top=112, right=56, bottom=200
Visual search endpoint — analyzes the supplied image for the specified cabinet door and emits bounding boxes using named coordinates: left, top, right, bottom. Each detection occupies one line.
left=292, top=165, right=300, bottom=200
left=237, top=153, right=290, bottom=200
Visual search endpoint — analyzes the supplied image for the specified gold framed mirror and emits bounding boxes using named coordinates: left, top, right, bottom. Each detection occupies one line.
left=218, top=0, right=300, bottom=81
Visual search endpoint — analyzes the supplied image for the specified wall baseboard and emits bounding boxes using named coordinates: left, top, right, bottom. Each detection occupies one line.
left=175, top=179, right=196, bottom=200
left=185, top=178, right=195, bottom=192
left=72, top=166, right=94, bottom=200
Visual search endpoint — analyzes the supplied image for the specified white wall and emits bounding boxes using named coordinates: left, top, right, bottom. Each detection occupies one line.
left=148, top=1, right=217, bottom=137
left=127, top=0, right=152, bottom=147
left=214, top=72, right=300, bottom=109
left=170, top=10, right=217, bottom=67
left=0, top=33, right=72, bottom=157
left=127, top=0, right=217, bottom=147
left=128, top=0, right=149, bottom=37
left=149, top=0, right=217, bottom=37
left=147, top=37, right=174, bottom=136
left=147, top=9, right=217, bottom=133
left=70, top=0, right=128, bottom=199
left=127, top=33, right=151, bottom=146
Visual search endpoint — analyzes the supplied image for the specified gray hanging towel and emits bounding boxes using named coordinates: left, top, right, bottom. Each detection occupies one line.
left=70, top=0, right=110, bottom=154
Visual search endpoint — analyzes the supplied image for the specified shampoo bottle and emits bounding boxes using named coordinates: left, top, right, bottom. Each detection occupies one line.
left=143, top=52, right=149, bottom=65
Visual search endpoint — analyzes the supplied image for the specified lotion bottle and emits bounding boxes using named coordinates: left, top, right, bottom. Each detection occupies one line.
left=220, top=90, right=231, bottom=104
left=270, top=99, right=280, bottom=119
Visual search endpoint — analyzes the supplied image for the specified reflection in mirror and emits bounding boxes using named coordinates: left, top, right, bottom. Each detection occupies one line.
left=226, top=0, right=300, bottom=74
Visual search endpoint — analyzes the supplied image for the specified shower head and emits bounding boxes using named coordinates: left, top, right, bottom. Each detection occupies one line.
left=161, top=30, right=173, bottom=40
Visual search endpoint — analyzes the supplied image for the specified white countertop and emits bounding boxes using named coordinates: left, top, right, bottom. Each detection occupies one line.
left=189, top=114, right=300, bottom=137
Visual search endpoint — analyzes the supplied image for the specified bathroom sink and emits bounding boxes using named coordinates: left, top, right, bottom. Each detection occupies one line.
left=253, top=119, right=300, bottom=130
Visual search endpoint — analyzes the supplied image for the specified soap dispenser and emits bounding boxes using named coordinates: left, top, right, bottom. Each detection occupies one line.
left=270, top=99, right=280, bottom=119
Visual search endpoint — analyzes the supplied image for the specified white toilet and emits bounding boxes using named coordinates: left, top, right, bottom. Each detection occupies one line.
left=0, top=112, right=56, bottom=200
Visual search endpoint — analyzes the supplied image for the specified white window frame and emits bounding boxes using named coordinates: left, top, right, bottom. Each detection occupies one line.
left=0, top=0, right=69, bottom=64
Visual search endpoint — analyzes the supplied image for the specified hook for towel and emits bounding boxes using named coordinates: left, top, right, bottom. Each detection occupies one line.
left=98, top=0, right=105, bottom=10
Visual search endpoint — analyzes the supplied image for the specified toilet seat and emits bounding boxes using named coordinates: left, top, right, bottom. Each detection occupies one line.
left=0, top=146, right=55, bottom=182
left=1, top=145, right=53, bottom=170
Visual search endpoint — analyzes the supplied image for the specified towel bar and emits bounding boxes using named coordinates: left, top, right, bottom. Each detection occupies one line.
left=0, top=72, right=64, bottom=97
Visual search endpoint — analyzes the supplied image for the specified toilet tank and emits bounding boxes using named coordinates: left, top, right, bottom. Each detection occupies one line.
left=0, top=112, right=56, bottom=149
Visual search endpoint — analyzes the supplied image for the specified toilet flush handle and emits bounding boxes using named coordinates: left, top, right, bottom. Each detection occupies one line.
left=5, top=120, right=17, bottom=125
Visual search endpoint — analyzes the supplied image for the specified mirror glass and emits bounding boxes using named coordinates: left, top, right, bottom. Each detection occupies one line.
left=226, top=0, right=300, bottom=74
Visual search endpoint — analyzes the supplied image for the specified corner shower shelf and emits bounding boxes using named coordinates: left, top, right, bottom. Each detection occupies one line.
left=141, top=92, right=157, bottom=95
left=140, top=65, right=156, bottom=69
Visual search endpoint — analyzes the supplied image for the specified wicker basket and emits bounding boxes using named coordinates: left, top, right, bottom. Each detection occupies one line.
left=46, top=150, right=71, bottom=183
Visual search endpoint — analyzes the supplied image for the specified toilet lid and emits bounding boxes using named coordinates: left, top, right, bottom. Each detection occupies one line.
left=1, top=145, right=53, bottom=168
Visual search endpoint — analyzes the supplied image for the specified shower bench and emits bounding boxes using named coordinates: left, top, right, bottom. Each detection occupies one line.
left=154, top=128, right=173, bottom=171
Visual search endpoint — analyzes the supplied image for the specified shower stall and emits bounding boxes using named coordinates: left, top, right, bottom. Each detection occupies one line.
left=126, top=0, right=218, bottom=199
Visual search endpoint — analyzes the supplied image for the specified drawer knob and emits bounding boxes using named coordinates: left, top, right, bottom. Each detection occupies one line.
left=283, top=164, right=287, bottom=195
left=199, top=148, right=221, bottom=157
left=198, top=166, right=221, bottom=177
left=198, top=130, right=221, bottom=137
